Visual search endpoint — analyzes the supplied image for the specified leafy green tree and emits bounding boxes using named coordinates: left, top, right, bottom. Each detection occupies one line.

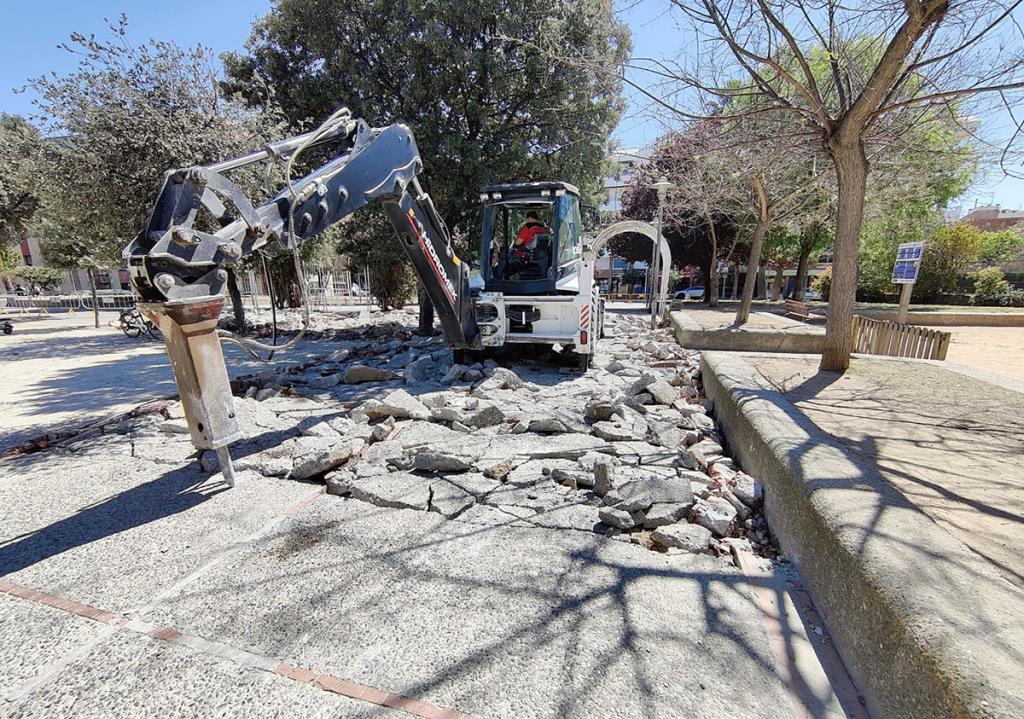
left=978, top=228, right=1024, bottom=264
left=0, top=244, right=21, bottom=292
left=14, top=266, right=66, bottom=291
left=634, top=2, right=1022, bottom=369
left=0, top=114, right=42, bottom=248
left=28, top=17, right=285, bottom=325
left=762, top=226, right=800, bottom=301
left=791, top=220, right=832, bottom=301
left=334, top=213, right=419, bottom=310
left=915, top=223, right=983, bottom=302
left=812, top=267, right=832, bottom=301
left=223, top=0, right=629, bottom=307
left=856, top=116, right=975, bottom=301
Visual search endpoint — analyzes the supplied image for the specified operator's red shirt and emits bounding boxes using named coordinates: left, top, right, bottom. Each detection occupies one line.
left=515, top=222, right=546, bottom=255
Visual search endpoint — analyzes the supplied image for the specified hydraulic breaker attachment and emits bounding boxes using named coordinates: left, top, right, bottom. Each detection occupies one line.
left=140, top=297, right=240, bottom=486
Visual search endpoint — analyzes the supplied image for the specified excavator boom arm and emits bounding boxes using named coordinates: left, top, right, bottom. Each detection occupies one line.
left=125, top=114, right=478, bottom=348
left=123, top=110, right=479, bottom=483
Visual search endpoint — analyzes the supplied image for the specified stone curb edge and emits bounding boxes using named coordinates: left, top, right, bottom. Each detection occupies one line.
left=670, top=311, right=826, bottom=354
left=700, top=350, right=1024, bottom=719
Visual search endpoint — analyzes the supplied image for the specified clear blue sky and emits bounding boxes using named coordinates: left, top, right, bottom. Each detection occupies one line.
left=2, top=0, right=1021, bottom=210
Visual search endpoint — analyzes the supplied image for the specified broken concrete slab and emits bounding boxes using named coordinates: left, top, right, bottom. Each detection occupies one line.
left=651, top=523, right=712, bottom=553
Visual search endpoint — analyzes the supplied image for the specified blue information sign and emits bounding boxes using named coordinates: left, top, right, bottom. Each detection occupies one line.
left=892, top=242, right=925, bottom=284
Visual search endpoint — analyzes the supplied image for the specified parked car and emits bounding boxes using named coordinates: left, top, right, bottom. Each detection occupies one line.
left=673, top=286, right=705, bottom=301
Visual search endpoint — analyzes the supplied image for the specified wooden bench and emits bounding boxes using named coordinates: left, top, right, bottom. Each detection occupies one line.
left=784, top=298, right=811, bottom=320
left=785, top=298, right=827, bottom=323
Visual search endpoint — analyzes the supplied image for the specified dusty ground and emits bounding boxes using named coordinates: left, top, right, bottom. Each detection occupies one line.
left=943, top=325, right=1024, bottom=383
left=680, top=305, right=820, bottom=331
left=685, top=304, right=1024, bottom=383
left=0, top=307, right=856, bottom=718
left=749, top=353, right=1024, bottom=589
left=0, top=309, right=388, bottom=449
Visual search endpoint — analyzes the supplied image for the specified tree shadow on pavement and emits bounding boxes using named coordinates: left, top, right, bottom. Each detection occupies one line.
left=0, top=464, right=227, bottom=577
left=728, top=363, right=1024, bottom=712
left=158, top=501, right=853, bottom=718
left=774, top=362, right=1024, bottom=587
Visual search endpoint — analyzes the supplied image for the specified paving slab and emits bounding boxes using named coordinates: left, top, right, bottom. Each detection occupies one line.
left=0, top=446, right=318, bottom=613
left=701, top=350, right=1024, bottom=719
left=7, top=632, right=383, bottom=719
left=144, top=495, right=800, bottom=719
left=670, top=308, right=825, bottom=353
left=0, top=594, right=106, bottom=699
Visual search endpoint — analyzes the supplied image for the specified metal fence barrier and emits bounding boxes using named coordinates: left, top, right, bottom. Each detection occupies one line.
left=0, top=292, right=137, bottom=315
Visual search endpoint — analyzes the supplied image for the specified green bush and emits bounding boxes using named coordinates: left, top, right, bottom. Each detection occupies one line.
left=971, top=267, right=1024, bottom=306
left=914, top=223, right=983, bottom=302
left=15, top=265, right=66, bottom=290
left=972, top=267, right=1010, bottom=304
left=997, top=290, right=1024, bottom=307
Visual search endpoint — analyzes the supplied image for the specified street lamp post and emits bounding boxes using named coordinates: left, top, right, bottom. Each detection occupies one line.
left=648, top=176, right=675, bottom=329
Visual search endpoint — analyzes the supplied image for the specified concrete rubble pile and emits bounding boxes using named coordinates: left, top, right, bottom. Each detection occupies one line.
left=172, top=309, right=772, bottom=559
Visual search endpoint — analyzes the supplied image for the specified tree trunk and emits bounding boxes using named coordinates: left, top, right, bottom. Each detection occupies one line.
left=794, top=248, right=812, bottom=301
left=226, top=269, right=246, bottom=331
left=708, top=262, right=719, bottom=306
left=736, top=222, right=768, bottom=324
left=736, top=177, right=770, bottom=325
left=731, top=263, right=739, bottom=299
left=770, top=267, right=784, bottom=301
left=88, top=268, right=99, bottom=329
left=821, top=138, right=869, bottom=372
left=706, top=210, right=719, bottom=307
left=417, top=283, right=434, bottom=335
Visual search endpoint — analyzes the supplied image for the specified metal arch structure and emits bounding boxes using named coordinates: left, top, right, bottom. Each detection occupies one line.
left=591, top=220, right=672, bottom=316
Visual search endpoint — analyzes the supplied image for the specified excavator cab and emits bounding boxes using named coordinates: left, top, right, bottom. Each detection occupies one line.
left=479, top=181, right=582, bottom=296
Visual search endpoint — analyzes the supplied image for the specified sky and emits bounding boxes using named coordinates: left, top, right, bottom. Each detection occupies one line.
left=1, top=0, right=1021, bottom=211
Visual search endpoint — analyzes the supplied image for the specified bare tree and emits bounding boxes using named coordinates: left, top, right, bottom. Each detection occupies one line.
left=622, top=1, right=1024, bottom=369
left=623, top=114, right=829, bottom=319
left=639, top=121, right=749, bottom=307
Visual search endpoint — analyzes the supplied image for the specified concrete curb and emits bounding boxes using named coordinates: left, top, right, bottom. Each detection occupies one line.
left=700, top=351, right=1024, bottom=719
left=857, top=310, right=1024, bottom=327
left=670, top=310, right=825, bottom=353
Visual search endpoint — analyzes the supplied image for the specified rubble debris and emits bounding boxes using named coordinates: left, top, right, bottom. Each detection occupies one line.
left=652, top=523, right=712, bottom=553
left=66, top=307, right=776, bottom=563
left=344, top=364, right=396, bottom=384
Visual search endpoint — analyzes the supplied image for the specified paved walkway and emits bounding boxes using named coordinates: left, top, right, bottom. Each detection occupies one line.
left=0, top=310, right=855, bottom=718
left=750, top=354, right=1024, bottom=589
left=679, top=305, right=816, bottom=331
left=0, top=313, right=350, bottom=449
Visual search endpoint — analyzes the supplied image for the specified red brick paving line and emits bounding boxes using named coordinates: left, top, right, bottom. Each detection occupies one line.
left=283, top=485, right=326, bottom=516
left=0, top=578, right=475, bottom=719
left=0, top=580, right=120, bottom=626
left=731, top=548, right=869, bottom=719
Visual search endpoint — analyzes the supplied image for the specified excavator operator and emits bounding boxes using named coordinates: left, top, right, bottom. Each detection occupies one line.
left=509, top=210, right=547, bottom=275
